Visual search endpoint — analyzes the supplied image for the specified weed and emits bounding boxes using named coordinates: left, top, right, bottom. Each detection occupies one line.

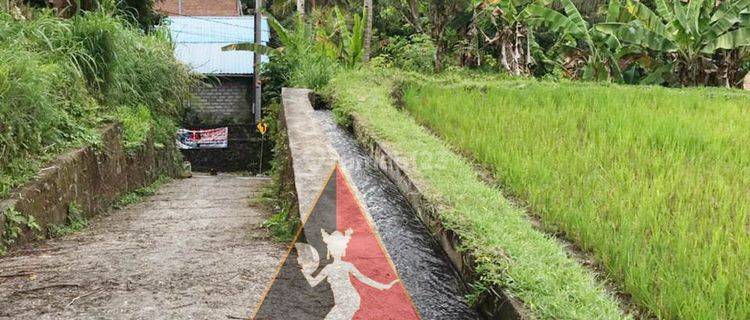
left=112, top=176, right=169, bottom=209
left=0, top=9, right=193, bottom=199
left=48, top=201, right=89, bottom=237
left=261, top=210, right=299, bottom=243
left=113, top=105, right=153, bottom=150
left=1, top=206, right=41, bottom=255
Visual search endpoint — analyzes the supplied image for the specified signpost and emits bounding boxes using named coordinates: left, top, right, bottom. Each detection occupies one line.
left=253, top=0, right=262, bottom=125
left=257, top=121, right=268, bottom=173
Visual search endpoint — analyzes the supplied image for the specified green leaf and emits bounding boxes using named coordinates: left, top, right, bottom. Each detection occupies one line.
left=525, top=5, right=584, bottom=36
left=640, top=63, right=672, bottom=85
left=702, top=27, right=750, bottom=52
left=268, top=16, right=291, bottom=48
left=606, top=0, right=622, bottom=23
left=221, top=43, right=280, bottom=56
left=561, top=0, right=593, bottom=47
left=702, top=0, right=750, bottom=40
left=653, top=0, right=674, bottom=21
left=673, top=1, right=692, bottom=37
left=625, top=0, right=671, bottom=40
left=596, top=22, right=677, bottom=52
left=686, top=0, right=707, bottom=36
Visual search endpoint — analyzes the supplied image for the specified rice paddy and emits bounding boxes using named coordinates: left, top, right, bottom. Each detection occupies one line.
left=402, top=80, right=750, bottom=319
left=328, top=69, right=627, bottom=319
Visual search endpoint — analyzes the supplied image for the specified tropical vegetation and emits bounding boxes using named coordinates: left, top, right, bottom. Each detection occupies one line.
left=0, top=2, right=194, bottom=198
left=258, top=0, right=750, bottom=88
left=5, top=0, right=750, bottom=319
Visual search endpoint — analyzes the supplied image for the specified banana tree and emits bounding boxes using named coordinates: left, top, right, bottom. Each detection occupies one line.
left=471, top=0, right=535, bottom=75
left=333, top=7, right=366, bottom=67
left=224, top=9, right=365, bottom=68
left=596, top=0, right=750, bottom=87
left=309, top=7, right=365, bottom=67
left=523, top=0, right=623, bottom=81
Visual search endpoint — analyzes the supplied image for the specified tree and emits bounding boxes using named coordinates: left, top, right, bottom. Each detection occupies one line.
left=430, top=0, right=468, bottom=72
left=471, top=0, right=534, bottom=76
left=596, top=0, right=750, bottom=87
left=363, top=0, right=372, bottom=62
left=525, top=0, right=619, bottom=80
left=297, top=0, right=304, bottom=16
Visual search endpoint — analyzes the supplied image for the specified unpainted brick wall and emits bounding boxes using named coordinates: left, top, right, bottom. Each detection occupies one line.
left=156, top=0, right=240, bottom=16
left=193, top=77, right=252, bottom=123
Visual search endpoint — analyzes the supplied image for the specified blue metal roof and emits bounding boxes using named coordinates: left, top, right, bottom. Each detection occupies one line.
left=166, top=16, right=270, bottom=75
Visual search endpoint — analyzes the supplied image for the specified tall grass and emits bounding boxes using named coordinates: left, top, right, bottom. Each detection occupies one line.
left=403, top=80, right=750, bottom=319
left=0, top=8, right=194, bottom=197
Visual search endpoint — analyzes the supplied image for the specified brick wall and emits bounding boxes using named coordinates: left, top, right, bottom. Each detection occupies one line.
left=192, top=77, right=252, bottom=123
left=156, top=0, right=240, bottom=16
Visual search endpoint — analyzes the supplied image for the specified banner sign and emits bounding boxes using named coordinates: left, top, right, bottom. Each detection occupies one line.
left=176, top=127, right=229, bottom=150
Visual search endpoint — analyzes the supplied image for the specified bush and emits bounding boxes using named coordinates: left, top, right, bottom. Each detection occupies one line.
left=0, top=8, right=194, bottom=198
left=114, top=105, right=152, bottom=149
left=378, top=34, right=435, bottom=74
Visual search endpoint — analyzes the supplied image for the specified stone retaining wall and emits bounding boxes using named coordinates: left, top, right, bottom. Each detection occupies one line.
left=0, top=122, right=181, bottom=245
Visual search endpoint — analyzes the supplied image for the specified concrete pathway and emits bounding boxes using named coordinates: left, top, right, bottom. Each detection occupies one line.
left=0, top=174, right=285, bottom=319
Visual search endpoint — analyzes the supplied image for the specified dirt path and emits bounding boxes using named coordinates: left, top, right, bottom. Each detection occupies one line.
left=0, top=174, right=286, bottom=319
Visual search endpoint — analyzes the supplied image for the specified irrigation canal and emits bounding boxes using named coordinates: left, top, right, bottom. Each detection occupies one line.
left=314, top=110, right=478, bottom=319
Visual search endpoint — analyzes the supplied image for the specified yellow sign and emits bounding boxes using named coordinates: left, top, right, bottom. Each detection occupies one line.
left=257, top=122, right=269, bottom=135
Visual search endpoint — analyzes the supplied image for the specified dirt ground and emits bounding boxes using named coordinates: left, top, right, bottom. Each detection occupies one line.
left=0, top=173, right=286, bottom=319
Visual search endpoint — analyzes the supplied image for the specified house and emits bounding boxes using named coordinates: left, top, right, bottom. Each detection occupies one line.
left=161, top=1, right=269, bottom=123
left=159, top=1, right=271, bottom=173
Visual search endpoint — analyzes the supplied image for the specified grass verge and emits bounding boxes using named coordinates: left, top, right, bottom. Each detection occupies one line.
left=256, top=102, right=299, bottom=243
left=402, top=79, right=750, bottom=320
left=325, top=68, right=627, bottom=319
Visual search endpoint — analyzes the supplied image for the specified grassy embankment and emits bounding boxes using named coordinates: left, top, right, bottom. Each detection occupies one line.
left=0, top=8, right=193, bottom=198
left=402, top=79, right=750, bottom=319
left=327, top=69, right=627, bottom=319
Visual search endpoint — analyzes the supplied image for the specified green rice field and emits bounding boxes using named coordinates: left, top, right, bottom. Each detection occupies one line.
left=402, top=81, right=750, bottom=319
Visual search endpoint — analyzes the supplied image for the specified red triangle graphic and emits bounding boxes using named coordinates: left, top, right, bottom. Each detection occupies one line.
left=335, top=167, right=420, bottom=319
left=252, top=164, right=420, bottom=319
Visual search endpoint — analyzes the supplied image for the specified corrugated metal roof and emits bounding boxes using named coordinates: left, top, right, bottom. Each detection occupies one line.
left=166, top=16, right=270, bottom=75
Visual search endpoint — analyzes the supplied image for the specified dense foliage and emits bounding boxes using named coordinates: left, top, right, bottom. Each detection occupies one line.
left=266, top=0, right=750, bottom=88
left=404, top=79, right=750, bottom=319
left=0, top=6, right=193, bottom=197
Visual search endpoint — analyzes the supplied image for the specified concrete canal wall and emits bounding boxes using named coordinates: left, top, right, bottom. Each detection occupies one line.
left=280, top=88, right=338, bottom=218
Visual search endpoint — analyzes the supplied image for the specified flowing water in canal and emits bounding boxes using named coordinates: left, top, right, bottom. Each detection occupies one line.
left=313, top=110, right=478, bottom=320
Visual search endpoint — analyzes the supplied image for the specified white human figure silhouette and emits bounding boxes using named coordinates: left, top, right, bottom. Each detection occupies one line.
left=296, top=228, right=399, bottom=320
